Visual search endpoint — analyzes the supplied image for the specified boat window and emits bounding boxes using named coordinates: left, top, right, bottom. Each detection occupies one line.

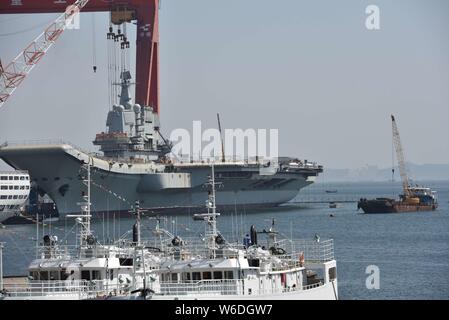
left=26, top=186, right=30, bottom=190
left=161, top=273, right=169, bottom=282
left=213, top=271, right=223, bottom=280
left=0, top=206, right=4, bottom=211
left=110, top=270, right=114, bottom=281
left=50, top=271, right=59, bottom=280
left=18, top=195, right=23, bottom=199
left=0, top=196, right=6, bottom=200
left=20, top=177, right=25, bottom=180
left=8, top=195, right=12, bottom=199
left=13, top=195, right=18, bottom=199
left=30, top=271, right=39, bottom=280
left=182, top=272, right=191, bottom=281
left=0, top=186, right=7, bottom=190
left=119, top=258, right=133, bottom=266
left=92, top=270, right=101, bottom=280
left=81, top=270, right=91, bottom=280
left=60, top=271, right=69, bottom=281
left=328, top=267, right=337, bottom=281
left=20, top=186, right=25, bottom=190
left=0, top=176, right=7, bottom=180
left=14, top=176, right=19, bottom=180
left=171, top=273, right=178, bottom=282
left=9, top=186, right=13, bottom=190
left=40, top=271, right=49, bottom=280
left=8, top=176, right=13, bottom=180
left=14, top=186, right=19, bottom=190
left=202, top=272, right=212, bottom=280
left=26, top=177, right=29, bottom=180
left=192, top=272, right=201, bottom=281
left=224, top=271, right=234, bottom=280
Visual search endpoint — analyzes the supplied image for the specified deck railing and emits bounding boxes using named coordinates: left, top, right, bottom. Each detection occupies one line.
left=1, top=280, right=129, bottom=299
left=157, top=279, right=325, bottom=297
left=159, top=279, right=243, bottom=296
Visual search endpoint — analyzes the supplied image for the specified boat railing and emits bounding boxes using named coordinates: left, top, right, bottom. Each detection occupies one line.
left=1, top=279, right=129, bottom=299
left=274, top=239, right=334, bottom=262
left=157, top=279, right=325, bottom=297
left=159, top=279, right=243, bottom=296
left=131, top=238, right=246, bottom=259
left=35, top=244, right=136, bottom=260
left=0, top=170, right=29, bottom=175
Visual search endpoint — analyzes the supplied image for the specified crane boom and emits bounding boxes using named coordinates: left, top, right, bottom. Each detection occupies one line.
left=391, top=114, right=411, bottom=197
left=0, top=0, right=90, bottom=109
left=217, top=113, right=226, bottom=163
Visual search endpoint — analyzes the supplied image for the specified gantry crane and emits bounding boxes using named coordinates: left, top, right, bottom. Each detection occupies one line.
left=391, top=114, right=412, bottom=198
left=0, top=0, right=160, bottom=113
left=0, top=0, right=90, bottom=108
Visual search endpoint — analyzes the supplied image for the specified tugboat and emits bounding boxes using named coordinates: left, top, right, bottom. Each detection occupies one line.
left=358, top=115, right=438, bottom=214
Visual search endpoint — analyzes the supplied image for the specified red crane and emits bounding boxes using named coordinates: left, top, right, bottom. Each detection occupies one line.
left=0, top=0, right=160, bottom=113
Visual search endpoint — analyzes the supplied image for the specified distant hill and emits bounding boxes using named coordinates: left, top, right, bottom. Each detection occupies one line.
left=318, top=163, right=449, bottom=182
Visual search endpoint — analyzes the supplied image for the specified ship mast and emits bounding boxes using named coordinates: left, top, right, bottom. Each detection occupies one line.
left=194, top=164, right=222, bottom=259
left=391, top=115, right=412, bottom=198
left=67, top=158, right=94, bottom=249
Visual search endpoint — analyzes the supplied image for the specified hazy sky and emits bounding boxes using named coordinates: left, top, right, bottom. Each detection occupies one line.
left=0, top=0, right=448, bottom=170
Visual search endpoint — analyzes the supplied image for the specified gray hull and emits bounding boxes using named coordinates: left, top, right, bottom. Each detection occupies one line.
left=0, top=143, right=320, bottom=216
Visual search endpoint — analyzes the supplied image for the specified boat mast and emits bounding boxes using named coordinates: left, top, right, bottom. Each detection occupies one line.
left=67, top=158, right=93, bottom=249
left=194, top=164, right=221, bottom=259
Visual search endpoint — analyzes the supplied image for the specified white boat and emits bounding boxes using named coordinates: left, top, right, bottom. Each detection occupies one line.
left=0, top=162, right=163, bottom=300
left=0, top=171, right=30, bottom=224
left=1, top=165, right=338, bottom=300
left=124, top=165, right=338, bottom=300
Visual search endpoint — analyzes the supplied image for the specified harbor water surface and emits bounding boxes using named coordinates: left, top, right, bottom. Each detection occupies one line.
left=1, top=181, right=448, bottom=300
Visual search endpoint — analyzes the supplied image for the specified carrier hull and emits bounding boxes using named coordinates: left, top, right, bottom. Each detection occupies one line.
left=0, top=143, right=321, bottom=216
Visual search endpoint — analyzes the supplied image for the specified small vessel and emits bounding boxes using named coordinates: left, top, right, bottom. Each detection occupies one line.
left=0, top=161, right=163, bottom=300
left=125, top=165, right=338, bottom=300
left=1, top=165, right=338, bottom=300
left=325, top=190, right=338, bottom=194
left=0, top=171, right=30, bottom=224
left=358, top=115, right=438, bottom=214
left=358, top=186, right=438, bottom=213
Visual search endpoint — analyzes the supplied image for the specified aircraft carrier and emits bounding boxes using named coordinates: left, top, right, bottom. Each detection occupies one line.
left=0, top=71, right=322, bottom=216
left=0, top=2, right=322, bottom=217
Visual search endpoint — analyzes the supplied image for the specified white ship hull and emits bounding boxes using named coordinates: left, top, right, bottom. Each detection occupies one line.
left=0, top=142, right=321, bottom=216
left=0, top=170, right=30, bottom=223
left=140, top=281, right=338, bottom=300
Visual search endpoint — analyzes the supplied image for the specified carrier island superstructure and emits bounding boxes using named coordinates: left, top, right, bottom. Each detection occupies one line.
left=0, top=72, right=322, bottom=216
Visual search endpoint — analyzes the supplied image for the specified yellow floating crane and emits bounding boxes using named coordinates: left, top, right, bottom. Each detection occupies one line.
left=391, top=115, right=419, bottom=204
